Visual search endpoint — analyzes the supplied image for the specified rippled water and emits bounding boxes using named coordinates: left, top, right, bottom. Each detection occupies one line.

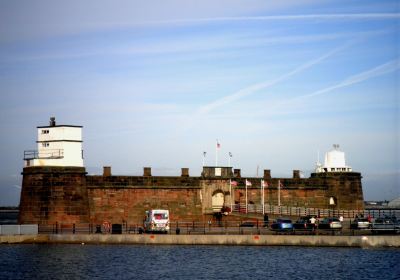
left=0, top=245, right=399, bottom=280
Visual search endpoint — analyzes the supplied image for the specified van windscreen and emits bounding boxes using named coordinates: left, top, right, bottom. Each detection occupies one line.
left=154, top=213, right=168, bottom=220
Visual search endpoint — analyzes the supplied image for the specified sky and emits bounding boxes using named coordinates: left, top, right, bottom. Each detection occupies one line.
left=0, top=0, right=399, bottom=206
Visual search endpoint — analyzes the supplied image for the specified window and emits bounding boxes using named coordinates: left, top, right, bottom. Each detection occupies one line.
left=42, top=142, right=49, bottom=147
left=41, top=130, right=49, bottom=134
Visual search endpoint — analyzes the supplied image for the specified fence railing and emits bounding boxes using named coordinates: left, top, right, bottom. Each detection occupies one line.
left=232, top=203, right=400, bottom=219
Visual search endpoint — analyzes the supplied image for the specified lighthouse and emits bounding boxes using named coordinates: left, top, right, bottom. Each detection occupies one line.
left=19, top=117, right=89, bottom=224
left=315, top=144, right=352, bottom=173
left=24, top=117, right=83, bottom=167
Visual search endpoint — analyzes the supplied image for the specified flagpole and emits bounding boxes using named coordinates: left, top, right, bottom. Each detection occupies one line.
left=229, top=179, right=233, bottom=212
left=278, top=179, right=281, bottom=207
left=261, top=180, right=265, bottom=215
left=202, top=152, right=206, bottom=167
left=245, top=179, right=248, bottom=214
left=215, top=139, right=218, bottom=166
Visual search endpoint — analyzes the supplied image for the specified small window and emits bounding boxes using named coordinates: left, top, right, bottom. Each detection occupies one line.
left=42, top=142, right=49, bottom=147
left=41, top=130, right=49, bottom=134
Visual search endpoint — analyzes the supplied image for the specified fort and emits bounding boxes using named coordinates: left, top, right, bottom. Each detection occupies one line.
left=18, top=118, right=364, bottom=225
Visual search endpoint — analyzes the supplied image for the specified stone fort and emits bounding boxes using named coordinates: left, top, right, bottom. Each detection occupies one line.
left=19, top=118, right=364, bottom=225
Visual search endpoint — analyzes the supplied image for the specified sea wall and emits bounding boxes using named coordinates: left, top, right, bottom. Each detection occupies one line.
left=2, top=234, right=399, bottom=248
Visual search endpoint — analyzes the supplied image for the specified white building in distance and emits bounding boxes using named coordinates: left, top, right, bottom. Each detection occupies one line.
left=315, top=144, right=352, bottom=173
left=24, top=117, right=83, bottom=167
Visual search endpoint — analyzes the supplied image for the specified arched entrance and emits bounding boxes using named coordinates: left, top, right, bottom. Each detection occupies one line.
left=212, top=190, right=224, bottom=212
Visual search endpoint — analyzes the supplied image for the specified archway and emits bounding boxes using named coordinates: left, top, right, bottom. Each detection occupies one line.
left=212, top=190, right=225, bottom=212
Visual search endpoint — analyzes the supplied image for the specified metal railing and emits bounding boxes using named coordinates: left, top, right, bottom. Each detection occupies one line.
left=37, top=219, right=399, bottom=236
left=232, top=203, right=400, bottom=219
left=24, top=149, right=64, bottom=160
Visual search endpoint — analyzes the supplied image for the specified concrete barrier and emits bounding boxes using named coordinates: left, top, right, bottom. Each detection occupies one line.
left=1, top=234, right=399, bottom=247
left=0, top=224, right=38, bottom=235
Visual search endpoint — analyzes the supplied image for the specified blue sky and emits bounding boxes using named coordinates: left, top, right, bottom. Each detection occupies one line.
left=0, top=0, right=399, bottom=205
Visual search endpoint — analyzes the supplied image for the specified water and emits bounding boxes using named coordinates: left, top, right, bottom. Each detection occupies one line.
left=0, top=210, right=18, bottom=225
left=0, top=245, right=398, bottom=280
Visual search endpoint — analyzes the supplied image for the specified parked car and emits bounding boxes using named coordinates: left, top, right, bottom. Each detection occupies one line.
left=350, top=218, right=370, bottom=229
left=293, top=216, right=316, bottom=231
left=270, top=218, right=293, bottom=232
left=372, top=216, right=400, bottom=234
left=318, top=217, right=342, bottom=230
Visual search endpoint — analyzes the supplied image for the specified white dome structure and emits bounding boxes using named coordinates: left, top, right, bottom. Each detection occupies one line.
left=388, top=197, right=400, bottom=208
left=315, top=144, right=352, bottom=173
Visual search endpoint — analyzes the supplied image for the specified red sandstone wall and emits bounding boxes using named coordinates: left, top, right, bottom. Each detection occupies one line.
left=19, top=167, right=90, bottom=225
left=233, top=174, right=364, bottom=210
left=19, top=167, right=363, bottom=226
left=87, top=187, right=203, bottom=225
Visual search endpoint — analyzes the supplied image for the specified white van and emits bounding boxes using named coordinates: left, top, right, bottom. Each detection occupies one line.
left=143, top=209, right=170, bottom=233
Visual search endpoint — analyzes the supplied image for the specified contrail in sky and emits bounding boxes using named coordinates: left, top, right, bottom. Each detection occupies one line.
left=291, top=59, right=400, bottom=101
left=197, top=40, right=357, bottom=115
left=147, top=13, right=400, bottom=25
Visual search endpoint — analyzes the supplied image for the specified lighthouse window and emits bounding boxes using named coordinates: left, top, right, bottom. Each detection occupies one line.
left=42, top=142, right=49, bottom=147
left=41, top=130, right=49, bottom=134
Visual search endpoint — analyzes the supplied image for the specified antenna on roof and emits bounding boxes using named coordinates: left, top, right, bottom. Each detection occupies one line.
left=333, top=144, right=339, bottom=150
left=49, top=117, right=56, bottom=127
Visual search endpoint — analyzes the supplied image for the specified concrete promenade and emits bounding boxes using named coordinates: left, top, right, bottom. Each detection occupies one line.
left=1, top=234, right=400, bottom=247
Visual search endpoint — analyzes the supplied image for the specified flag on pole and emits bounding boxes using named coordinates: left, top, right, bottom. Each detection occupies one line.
left=230, top=181, right=238, bottom=186
left=246, top=179, right=252, bottom=186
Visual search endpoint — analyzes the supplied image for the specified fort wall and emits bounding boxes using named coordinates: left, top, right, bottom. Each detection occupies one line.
left=18, top=166, right=364, bottom=225
left=19, top=167, right=89, bottom=224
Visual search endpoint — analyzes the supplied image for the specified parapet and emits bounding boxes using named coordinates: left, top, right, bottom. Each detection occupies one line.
left=201, top=166, right=233, bottom=178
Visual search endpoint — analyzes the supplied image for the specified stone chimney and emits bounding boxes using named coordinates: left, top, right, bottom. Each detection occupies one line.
left=103, top=166, right=111, bottom=177
left=143, top=167, right=152, bottom=176
left=264, top=169, right=271, bottom=179
left=234, top=169, right=241, bottom=178
left=181, top=168, right=189, bottom=177
left=293, top=170, right=300, bottom=179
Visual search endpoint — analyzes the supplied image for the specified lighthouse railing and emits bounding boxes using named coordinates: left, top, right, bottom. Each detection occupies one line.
left=24, top=149, right=64, bottom=160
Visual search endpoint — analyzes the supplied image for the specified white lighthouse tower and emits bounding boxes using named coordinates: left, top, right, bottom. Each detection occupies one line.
left=24, top=117, right=84, bottom=167
left=315, top=144, right=352, bottom=173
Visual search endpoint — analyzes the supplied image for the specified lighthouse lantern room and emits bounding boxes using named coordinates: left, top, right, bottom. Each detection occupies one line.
left=315, top=144, right=352, bottom=173
left=24, top=117, right=84, bottom=167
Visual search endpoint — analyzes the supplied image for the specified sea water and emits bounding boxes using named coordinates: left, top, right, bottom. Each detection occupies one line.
left=0, top=244, right=398, bottom=280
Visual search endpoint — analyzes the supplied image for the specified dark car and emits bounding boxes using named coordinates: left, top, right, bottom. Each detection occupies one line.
left=293, top=216, right=316, bottom=231
left=318, top=217, right=342, bottom=230
left=372, top=217, right=399, bottom=234
left=270, top=218, right=293, bottom=232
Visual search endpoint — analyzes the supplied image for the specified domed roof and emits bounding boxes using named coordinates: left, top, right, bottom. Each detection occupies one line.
left=388, top=197, right=400, bottom=208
